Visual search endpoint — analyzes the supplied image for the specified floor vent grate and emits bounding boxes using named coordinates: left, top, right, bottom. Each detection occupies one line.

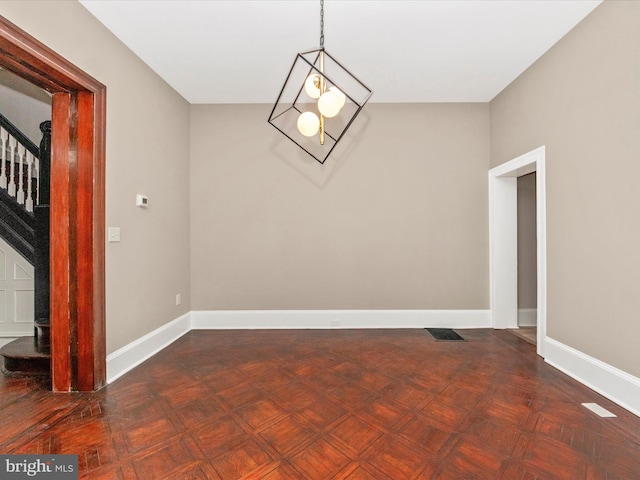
left=425, top=328, right=465, bottom=341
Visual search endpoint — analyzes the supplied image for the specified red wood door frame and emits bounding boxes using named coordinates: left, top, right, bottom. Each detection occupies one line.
left=0, top=16, right=106, bottom=391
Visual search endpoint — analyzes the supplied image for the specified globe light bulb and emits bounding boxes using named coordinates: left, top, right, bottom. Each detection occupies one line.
left=329, top=86, right=346, bottom=110
left=318, top=91, right=341, bottom=118
left=304, top=74, right=321, bottom=99
left=297, top=111, right=320, bottom=137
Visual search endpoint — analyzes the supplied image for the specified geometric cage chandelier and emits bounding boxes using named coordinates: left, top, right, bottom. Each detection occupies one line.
left=268, top=0, right=372, bottom=164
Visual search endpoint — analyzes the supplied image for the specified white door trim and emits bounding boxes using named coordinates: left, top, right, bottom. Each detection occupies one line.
left=489, top=146, right=547, bottom=357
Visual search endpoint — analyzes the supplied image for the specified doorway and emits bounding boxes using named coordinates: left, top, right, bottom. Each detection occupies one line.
left=489, top=146, right=547, bottom=357
left=0, top=67, right=52, bottom=349
left=0, top=17, right=106, bottom=391
left=513, top=172, right=537, bottom=345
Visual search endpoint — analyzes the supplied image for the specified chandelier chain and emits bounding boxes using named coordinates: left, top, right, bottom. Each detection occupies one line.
left=320, top=0, right=325, bottom=48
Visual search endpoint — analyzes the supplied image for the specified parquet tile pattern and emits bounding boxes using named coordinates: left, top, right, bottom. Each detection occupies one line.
left=1, top=329, right=640, bottom=479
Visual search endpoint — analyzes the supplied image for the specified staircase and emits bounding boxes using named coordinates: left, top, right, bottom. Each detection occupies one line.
left=0, top=113, right=51, bottom=376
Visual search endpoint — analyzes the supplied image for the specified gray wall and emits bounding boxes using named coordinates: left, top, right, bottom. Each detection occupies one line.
left=190, top=103, right=490, bottom=311
left=0, top=69, right=51, bottom=144
left=0, top=1, right=192, bottom=353
left=491, top=0, right=640, bottom=377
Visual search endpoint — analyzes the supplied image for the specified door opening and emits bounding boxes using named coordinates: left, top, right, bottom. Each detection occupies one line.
left=513, top=172, right=537, bottom=345
left=489, top=146, right=547, bottom=357
left=0, top=17, right=106, bottom=391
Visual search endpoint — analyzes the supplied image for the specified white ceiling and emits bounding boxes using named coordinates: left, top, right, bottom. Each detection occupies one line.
left=79, top=0, right=602, bottom=104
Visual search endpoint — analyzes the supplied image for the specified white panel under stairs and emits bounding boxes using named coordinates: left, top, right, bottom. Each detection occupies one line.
left=0, top=236, right=33, bottom=337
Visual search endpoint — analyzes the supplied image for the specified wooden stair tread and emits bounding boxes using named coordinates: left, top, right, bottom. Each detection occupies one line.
left=0, top=337, right=50, bottom=377
left=0, top=336, right=50, bottom=359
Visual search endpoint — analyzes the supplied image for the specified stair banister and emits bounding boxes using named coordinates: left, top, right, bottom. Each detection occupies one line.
left=0, top=113, right=39, bottom=157
left=0, top=115, right=52, bottom=368
left=0, top=113, right=41, bottom=212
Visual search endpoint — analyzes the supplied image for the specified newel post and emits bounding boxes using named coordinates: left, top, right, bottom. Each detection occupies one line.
left=34, top=120, right=51, bottom=349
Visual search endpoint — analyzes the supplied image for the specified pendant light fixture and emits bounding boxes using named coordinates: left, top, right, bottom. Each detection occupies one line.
left=268, top=0, right=372, bottom=165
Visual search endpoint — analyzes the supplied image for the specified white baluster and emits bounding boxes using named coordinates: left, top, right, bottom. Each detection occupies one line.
left=7, top=135, right=16, bottom=197
left=0, top=127, right=6, bottom=189
left=34, top=157, right=40, bottom=205
left=25, top=152, right=34, bottom=212
left=16, top=144, right=25, bottom=205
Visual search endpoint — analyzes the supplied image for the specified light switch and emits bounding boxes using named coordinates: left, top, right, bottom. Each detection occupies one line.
left=108, top=227, right=121, bottom=242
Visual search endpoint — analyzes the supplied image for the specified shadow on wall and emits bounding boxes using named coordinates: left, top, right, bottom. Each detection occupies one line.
left=269, top=110, right=372, bottom=189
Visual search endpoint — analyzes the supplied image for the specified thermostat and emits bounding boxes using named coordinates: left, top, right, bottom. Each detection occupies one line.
left=136, top=194, right=148, bottom=208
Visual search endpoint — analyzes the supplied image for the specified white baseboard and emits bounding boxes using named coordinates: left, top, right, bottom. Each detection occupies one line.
left=106, top=309, right=489, bottom=384
left=544, top=337, right=640, bottom=417
left=518, top=308, right=537, bottom=327
left=106, top=312, right=191, bottom=384
left=190, top=309, right=491, bottom=330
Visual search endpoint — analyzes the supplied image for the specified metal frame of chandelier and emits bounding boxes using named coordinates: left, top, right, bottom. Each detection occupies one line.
left=268, top=0, right=372, bottom=165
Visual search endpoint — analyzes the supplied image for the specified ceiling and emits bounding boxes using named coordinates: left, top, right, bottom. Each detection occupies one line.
left=78, top=0, right=602, bottom=104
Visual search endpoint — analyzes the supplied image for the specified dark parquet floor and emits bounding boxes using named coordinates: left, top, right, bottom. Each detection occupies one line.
left=1, top=329, right=640, bottom=479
